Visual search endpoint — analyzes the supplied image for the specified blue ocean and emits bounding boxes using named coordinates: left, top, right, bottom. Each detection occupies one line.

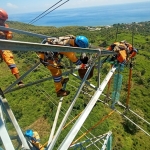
left=9, top=1, right=150, bottom=27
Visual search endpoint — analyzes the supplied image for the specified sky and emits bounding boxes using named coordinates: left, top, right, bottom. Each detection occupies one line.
left=1, top=0, right=149, bottom=15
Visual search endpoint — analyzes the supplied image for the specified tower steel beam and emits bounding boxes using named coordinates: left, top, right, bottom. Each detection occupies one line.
left=0, top=26, right=50, bottom=39
left=58, top=67, right=116, bottom=150
left=0, top=118, right=15, bottom=150
left=0, top=94, right=30, bottom=150
left=3, top=62, right=41, bottom=94
left=4, top=70, right=71, bottom=94
left=0, top=39, right=115, bottom=55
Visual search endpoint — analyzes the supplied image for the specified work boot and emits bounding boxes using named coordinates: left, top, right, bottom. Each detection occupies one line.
left=61, top=77, right=69, bottom=86
left=57, top=89, right=70, bottom=97
left=17, top=81, right=24, bottom=87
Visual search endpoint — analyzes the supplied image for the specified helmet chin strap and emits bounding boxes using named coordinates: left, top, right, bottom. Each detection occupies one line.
left=0, top=19, right=5, bottom=26
left=69, top=38, right=75, bottom=47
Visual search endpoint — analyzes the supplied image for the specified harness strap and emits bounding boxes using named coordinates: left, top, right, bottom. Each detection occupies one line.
left=0, top=53, right=3, bottom=62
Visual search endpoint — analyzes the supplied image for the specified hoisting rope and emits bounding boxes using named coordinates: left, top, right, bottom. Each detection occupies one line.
left=70, top=110, right=115, bottom=146
left=126, top=62, right=133, bottom=109
left=62, top=111, right=83, bottom=130
left=125, top=23, right=135, bottom=111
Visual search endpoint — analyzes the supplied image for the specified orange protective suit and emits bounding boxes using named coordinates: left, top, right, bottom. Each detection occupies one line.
left=107, top=41, right=137, bottom=64
left=38, top=36, right=82, bottom=93
left=0, top=24, right=19, bottom=75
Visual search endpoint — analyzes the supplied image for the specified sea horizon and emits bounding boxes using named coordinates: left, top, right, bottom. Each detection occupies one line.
left=9, top=1, right=150, bottom=27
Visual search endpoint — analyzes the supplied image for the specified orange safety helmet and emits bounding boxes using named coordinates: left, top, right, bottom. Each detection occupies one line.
left=0, top=8, right=8, bottom=21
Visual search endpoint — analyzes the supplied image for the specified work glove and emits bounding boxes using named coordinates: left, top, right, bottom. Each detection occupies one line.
left=76, top=64, right=89, bottom=69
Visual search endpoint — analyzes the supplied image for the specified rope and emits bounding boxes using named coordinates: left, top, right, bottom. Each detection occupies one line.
left=125, top=23, right=135, bottom=110
left=126, top=62, right=133, bottom=108
left=62, top=111, right=83, bottom=130
left=71, top=110, right=115, bottom=145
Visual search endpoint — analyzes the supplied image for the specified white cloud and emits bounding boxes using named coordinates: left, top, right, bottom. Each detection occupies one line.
left=7, top=3, right=18, bottom=9
left=63, top=0, right=146, bottom=9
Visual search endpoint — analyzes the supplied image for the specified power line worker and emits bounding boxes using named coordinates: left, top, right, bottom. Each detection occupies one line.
left=38, top=35, right=89, bottom=97
left=0, top=8, right=24, bottom=86
left=107, top=40, right=137, bottom=65
left=24, top=129, right=45, bottom=150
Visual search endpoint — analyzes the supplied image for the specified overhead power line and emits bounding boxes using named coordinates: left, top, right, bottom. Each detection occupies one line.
left=28, top=0, right=62, bottom=24
left=29, top=0, right=69, bottom=25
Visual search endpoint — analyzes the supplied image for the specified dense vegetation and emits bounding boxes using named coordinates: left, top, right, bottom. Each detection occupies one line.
left=0, top=20, right=150, bottom=149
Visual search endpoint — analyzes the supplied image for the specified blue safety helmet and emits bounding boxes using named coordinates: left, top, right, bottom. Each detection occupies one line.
left=75, top=36, right=89, bottom=48
left=25, top=129, right=33, bottom=137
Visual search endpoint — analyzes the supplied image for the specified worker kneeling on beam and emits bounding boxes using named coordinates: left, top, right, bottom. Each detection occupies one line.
left=38, top=35, right=94, bottom=97
left=107, top=40, right=137, bottom=66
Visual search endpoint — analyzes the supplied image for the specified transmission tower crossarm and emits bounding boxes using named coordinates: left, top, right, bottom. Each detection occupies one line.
left=0, top=39, right=115, bottom=55
left=58, top=66, right=116, bottom=150
left=0, top=26, right=50, bottom=39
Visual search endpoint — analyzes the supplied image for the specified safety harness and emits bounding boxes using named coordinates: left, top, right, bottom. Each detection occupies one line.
left=38, top=38, right=64, bottom=69
left=0, top=50, right=3, bottom=62
left=39, top=37, right=93, bottom=70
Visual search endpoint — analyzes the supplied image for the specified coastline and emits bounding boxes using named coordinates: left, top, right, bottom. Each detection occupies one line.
left=9, top=1, right=150, bottom=27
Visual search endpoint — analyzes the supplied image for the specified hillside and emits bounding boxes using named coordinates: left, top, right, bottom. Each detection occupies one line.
left=0, top=21, right=150, bottom=149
